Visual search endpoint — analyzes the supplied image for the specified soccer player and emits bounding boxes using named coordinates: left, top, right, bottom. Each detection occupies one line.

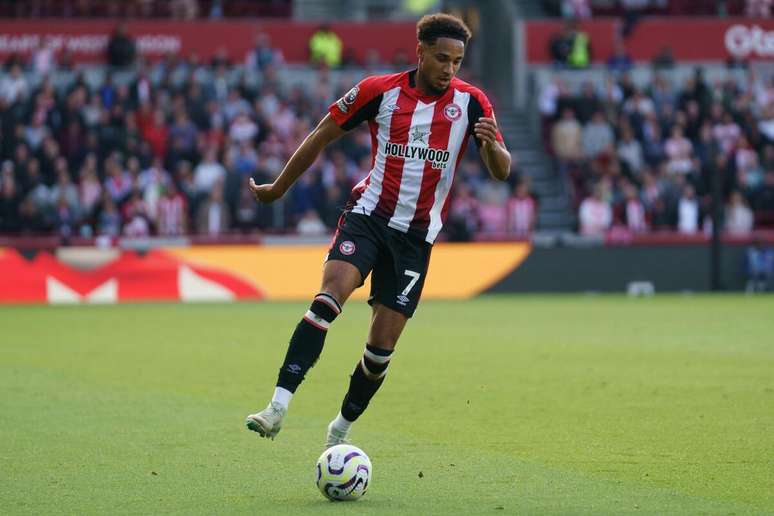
left=245, top=13, right=511, bottom=446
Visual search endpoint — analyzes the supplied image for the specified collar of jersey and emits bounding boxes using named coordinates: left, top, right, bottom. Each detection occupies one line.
left=406, top=69, right=453, bottom=103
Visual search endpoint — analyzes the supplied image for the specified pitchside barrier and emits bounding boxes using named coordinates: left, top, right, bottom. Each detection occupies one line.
left=0, top=232, right=770, bottom=304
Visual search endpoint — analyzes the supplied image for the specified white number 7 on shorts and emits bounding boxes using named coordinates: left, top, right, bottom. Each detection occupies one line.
left=401, top=270, right=421, bottom=297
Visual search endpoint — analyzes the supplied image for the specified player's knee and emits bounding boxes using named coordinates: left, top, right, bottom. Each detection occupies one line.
left=304, top=292, right=342, bottom=330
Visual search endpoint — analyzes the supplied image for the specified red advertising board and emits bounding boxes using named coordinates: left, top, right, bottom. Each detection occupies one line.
left=0, top=20, right=416, bottom=64
left=525, top=17, right=774, bottom=63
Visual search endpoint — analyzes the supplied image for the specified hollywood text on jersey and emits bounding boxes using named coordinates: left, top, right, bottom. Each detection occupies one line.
left=383, top=142, right=451, bottom=170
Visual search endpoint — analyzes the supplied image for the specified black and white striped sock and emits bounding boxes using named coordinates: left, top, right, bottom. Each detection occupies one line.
left=276, top=292, right=342, bottom=394
left=340, top=344, right=393, bottom=422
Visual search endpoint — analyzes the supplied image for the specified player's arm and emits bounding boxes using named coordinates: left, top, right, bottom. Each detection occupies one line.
left=249, top=113, right=345, bottom=203
left=475, top=117, right=511, bottom=181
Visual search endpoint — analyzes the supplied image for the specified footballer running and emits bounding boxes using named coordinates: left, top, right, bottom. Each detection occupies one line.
left=246, top=13, right=511, bottom=447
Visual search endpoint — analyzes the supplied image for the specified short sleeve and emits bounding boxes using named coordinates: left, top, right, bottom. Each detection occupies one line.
left=328, top=76, right=384, bottom=131
left=467, top=91, right=505, bottom=148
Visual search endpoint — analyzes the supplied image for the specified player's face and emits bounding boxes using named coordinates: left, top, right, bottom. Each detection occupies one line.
left=417, top=37, right=465, bottom=94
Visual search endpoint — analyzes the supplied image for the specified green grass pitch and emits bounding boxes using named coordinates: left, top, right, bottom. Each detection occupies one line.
left=1, top=295, right=773, bottom=515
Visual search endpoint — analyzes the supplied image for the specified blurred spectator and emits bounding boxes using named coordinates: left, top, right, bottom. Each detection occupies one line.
left=0, top=165, right=21, bottom=232
left=0, top=64, right=29, bottom=104
left=664, top=126, right=693, bottom=175
left=447, top=182, right=479, bottom=242
left=552, top=108, right=583, bottom=163
left=574, top=81, right=599, bottom=124
left=97, top=194, right=122, bottom=237
left=677, top=184, right=700, bottom=234
left=79, top=166, right=103, bottom=220
left=104, top=157, right=133, bottom=204
left=725, top=190, right=754, bottom=235
left=759, top=104, right=774, bottom=142
left=24, top=112, right=50, bottom=151
left=309, top=25, right=343, bottom=68
left=194, top=147, right=227, bottom=196
left=49, top=163, right=79, bottom=215
left=246, top=33, right=284, bottom=72
left=138, top=157, right=171, bottom=221
left=53, top=192, right=77, bottom=237
left=157, top=182, right=188, bottom=236
left=506, top=182, right=537, bottom=236
left=106, top=23, right=137, bottom=68
left=617, top=124, right=644, bottom=176
left=142, top=110, right=169, bottom=158
left=579, top=183, right=612, bottom=235
left=549, top=21, right=591, bottom=68
left=122, top=190, right=152, bottom=237
left=622, top=182, right=648, bottom=233
left=745, top=239, right=774, bottom=292
left=713, top=112, right=742, bottom=155
left=582, top=111, right=615, bottom=159
left=196, top=182, right=230, bottom=235
left=606, top=40, right=633, bottom=74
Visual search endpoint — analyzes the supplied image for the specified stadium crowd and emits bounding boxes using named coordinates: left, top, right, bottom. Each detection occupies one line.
left=0, top=36, right=528, bottom=240
left=541, top=65, right=774, bottom=236
left=0, top=0, right=292, bottom=19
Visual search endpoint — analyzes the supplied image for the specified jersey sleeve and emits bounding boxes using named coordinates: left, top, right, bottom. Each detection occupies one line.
left=328, top=76, right=384, bottom=131
left=467, top=90, right=505, bottom=148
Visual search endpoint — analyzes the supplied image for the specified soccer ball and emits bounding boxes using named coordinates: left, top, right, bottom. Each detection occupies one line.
left=315, top=444, right=372, bottom=501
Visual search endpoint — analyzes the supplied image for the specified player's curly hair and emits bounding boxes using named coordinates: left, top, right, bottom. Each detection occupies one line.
left=416, top=13, right=471, bottom=46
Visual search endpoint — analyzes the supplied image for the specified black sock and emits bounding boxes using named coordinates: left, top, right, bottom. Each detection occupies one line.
left=276, top=292, right=341, bottom=393
left=340, top=344, right=393, bottom=422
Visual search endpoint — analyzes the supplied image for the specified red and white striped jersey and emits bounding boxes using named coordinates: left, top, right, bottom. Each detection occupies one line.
left=328, top=69, right=503, bottom=244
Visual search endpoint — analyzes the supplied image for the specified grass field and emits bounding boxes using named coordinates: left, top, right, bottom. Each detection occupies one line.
left=1, top=295, right=773, bottom=515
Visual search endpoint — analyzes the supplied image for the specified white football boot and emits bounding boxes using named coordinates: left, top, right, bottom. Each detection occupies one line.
left=325, top=420, right=351, bottom=449
left=245, top=402, right=286, bottom=440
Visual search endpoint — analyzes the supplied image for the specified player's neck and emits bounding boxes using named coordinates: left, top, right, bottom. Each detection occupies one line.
left=414, top=70, right=446, bottom=97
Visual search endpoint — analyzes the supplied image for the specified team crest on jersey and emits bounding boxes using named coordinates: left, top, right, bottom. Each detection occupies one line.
left=443, top=102, right=462, bottom=122
left=443, top=103, right=462, bottom=122
left=339, top=240, right=356, bottom=256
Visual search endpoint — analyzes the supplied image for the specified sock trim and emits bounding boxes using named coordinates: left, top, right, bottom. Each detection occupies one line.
left=363, top=347, right=392, bottom=364
left=360, top=358, right=388, bottom=380
left=315, top=292, right=342, bottom=315
left=303, top=310, right=330, bottom=331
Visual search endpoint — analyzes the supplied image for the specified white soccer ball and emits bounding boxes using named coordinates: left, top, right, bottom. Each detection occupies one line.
left=315, top=444, right=372, bottom=501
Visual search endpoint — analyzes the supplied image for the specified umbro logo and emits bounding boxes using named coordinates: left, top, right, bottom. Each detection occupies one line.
left=287, top=364, right=302, bottom=374
left=385, top=104, right=400, bottom=112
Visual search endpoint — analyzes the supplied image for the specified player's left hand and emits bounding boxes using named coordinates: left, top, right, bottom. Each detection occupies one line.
left=474, top=117, right=499, bottom=147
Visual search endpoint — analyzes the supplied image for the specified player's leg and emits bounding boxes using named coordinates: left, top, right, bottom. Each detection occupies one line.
left=326, top=303, right=407, bottom=446
left=246, top=260, right=361, bottom=439
left=247, top=212, right=378, bottom=440
left=326, top=233, right=431, bottom=446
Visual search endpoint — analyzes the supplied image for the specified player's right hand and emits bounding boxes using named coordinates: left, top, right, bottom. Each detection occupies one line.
left=249, top=178, right=282, bottom=203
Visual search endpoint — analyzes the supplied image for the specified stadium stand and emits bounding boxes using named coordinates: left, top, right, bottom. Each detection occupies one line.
left=0, top=37, right=527, bottom=240
left=539, top=65, right=774, bottom=236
